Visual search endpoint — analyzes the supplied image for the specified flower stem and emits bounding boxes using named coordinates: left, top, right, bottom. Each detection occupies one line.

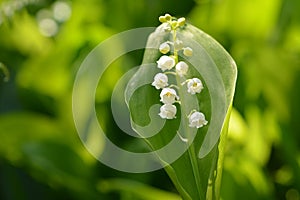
left=176, top=74, right=205, bottom=199
left=172, top=28, right=205, bottom=199
left=172, top=29, right=178, bottom=63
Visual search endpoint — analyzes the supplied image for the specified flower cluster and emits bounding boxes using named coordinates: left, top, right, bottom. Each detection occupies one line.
left=151, top=14, right=208, bottom=129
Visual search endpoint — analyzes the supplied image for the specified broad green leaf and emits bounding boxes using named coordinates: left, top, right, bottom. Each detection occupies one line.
left=125, top=23, right=237, bottom=200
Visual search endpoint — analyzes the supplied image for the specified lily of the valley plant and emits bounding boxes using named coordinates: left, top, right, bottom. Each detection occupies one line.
left=126, top=13, right=237, bottom=200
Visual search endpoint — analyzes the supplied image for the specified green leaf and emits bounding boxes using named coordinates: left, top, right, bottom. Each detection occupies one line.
left=125, top=23, right=237, bottom=200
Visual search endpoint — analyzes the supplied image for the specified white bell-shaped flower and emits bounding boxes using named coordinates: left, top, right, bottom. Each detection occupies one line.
left=157, top=55, right=176, bottom=71
left=183, top=47, right=193, bottom=57
left=159, top=104, right=177, bottom=119
left=175, top=61, right=189, bottom=77
left=187, top=78, right=203, bottom=94
left=160, top=88, right=178, bottom=104
left=189, top=111, right=208, bottom=128
left=159, top=42, right=170, bottom=54
left=152, top=73, right=168, bottom=89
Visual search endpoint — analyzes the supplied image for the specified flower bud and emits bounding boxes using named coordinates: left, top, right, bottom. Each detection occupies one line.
left=159, top=16, right=167, bottom=23
left=164, top=14, right=172, bottom=21
left=177, top=17, right=186, bottom=26
left=170, top=21, right=178, bottom=29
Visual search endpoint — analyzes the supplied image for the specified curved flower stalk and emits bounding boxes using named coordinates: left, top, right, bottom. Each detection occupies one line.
left=125, top=13, right=237, bottom=200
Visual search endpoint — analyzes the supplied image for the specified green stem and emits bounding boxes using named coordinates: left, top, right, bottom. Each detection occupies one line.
left=172, top=29, right=178, bottom=63
left=176, top=75, right=205, bottom=199
left=188, top=143, right=205, bottom=199
left=172, top=28, right=205, bottom=199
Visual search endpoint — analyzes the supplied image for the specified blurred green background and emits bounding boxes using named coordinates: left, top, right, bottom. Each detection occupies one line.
left=0, top=0, right=299, bottom=199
